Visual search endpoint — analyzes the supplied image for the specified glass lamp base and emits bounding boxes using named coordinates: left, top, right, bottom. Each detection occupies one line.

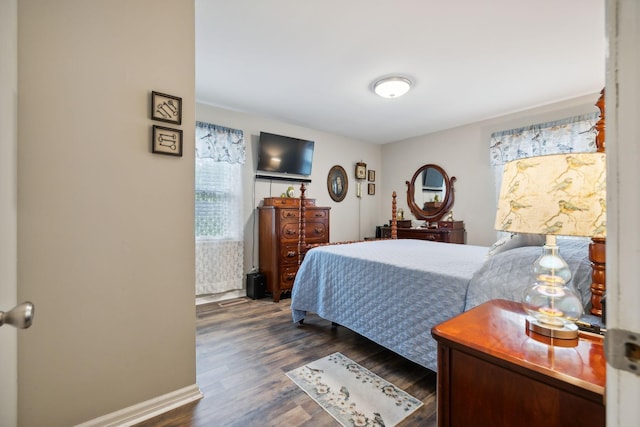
left=525, top=316, right=578, bottom=339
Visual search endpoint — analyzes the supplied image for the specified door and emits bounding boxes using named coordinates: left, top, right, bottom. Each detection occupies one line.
left=605, top=1, right=640, bottom=425
left=0, top=1, right=18, bottom=426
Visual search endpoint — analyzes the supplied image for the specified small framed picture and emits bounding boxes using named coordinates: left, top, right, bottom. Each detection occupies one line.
left=368, top=183, right=375, bottom=195
left=151, top=91, right=182, bottom=125
left=152, top=125, right=183, bottom=156
left=368, top=170, right=375, bottom=182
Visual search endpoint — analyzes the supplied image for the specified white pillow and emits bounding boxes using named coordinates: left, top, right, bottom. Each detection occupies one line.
left=487, top=233, right=546, bottom=257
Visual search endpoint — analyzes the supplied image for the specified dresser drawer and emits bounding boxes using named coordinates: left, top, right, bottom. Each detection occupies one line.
left=279, top=209, right=300, bottom=221
left=280, top=265, right=299, bottom=290
left=304, top=221, right=328, bottom=242
left=438, top=220, right=464, bottom=230
left=280, top=244, right=300, bottom=264
left=305, top=209, right=328, bottom=220
left=280, top=222, right=300, bottom=241
left=264, top=197, right=316, bottom=207
left=420, top=231, right=444, bottom=242
left=397, top=228, right=445, bottom=242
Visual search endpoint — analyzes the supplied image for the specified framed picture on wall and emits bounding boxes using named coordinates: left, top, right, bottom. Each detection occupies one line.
left=328, top=165, right=348, bottom=202
left=152, top=125, right=183, bottom=157
left=368, top=170, right=375, bottom=182
left=151, top=91, right=182, bottom=125
left=368, top=183, right=375, bottom=195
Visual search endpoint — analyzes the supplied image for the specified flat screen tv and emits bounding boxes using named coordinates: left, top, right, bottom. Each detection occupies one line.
left=257, top=132, right=314, bottom=176
left=422, top=168, right=444, bottom=190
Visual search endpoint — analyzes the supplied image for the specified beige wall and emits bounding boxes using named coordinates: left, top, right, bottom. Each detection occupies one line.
left=196, top=103, right=383, bottom=277
left=17, top=1, right=196, bottom=426
left=382, top=93, right=602, bottom=246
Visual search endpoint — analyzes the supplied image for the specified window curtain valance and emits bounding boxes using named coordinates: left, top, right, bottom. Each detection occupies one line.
left=489, top=112, right=599, bottom=167
left=196, top=121, right=245, bottom=164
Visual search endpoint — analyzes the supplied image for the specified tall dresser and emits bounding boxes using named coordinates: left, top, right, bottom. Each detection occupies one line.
left=258, top=197, right=330, bottom=302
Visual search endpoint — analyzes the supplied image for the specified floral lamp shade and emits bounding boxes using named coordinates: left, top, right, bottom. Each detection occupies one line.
left=495, top=152, right=606, bottom=239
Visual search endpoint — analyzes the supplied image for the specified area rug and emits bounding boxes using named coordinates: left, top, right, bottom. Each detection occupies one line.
left=286, top=352, right=423, bottom=427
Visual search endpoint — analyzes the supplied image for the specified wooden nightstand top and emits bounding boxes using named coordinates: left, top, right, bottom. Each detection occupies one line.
left=432, top=299, right=605, bottom=396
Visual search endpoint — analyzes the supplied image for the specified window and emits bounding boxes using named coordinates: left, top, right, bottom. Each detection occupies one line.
left=195, top=159, right=242, bottom=240
left=195, top=122, right=245, bottom=296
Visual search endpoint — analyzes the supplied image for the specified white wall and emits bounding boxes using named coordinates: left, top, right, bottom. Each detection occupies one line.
left=18, top=1, right=196, bottom=426
left=382, top=93, right=602, bottom=246
left=0, top=1, right=18, bottom=425
left=196, top=103, right=383, bottom=277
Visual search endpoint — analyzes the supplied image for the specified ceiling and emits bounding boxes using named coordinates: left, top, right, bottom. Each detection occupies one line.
left=195, top=1, right=605, bottom=144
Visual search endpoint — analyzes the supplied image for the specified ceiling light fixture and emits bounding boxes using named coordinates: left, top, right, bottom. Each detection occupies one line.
left=373, top=76, right=412, bottom=98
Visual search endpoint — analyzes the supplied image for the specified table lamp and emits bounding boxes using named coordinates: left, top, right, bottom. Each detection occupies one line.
left=495, top=152, right=606, bottom=339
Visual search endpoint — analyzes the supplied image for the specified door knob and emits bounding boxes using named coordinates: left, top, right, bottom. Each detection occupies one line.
left=0, top=302, right=35, bottom=329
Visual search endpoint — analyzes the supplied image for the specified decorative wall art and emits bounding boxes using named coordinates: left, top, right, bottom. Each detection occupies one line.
left=151, top=91, right=182, bottom=125
left=152, top=125, right=183, bottom=156
left=328, top=165, right=348, bottom=202
left=368, top=183, right=375, bottom=195
left=368, top=170, right=375, bottom=182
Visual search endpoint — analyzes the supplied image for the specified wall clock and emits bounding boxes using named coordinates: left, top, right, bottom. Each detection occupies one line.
left=355, top=162, right=367, bottom=180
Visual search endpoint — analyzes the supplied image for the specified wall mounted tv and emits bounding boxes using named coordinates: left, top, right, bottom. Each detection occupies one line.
left=422, top=168, right=444, bottom=191
left=256, top=132, right=315, bottom=177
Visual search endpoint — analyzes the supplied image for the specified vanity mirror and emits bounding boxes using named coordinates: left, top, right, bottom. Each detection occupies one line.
left=406, top=164, right=456, bottom=222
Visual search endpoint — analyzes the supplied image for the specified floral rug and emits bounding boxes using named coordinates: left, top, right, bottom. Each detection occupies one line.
left=286, top=352, right=423, bottom=427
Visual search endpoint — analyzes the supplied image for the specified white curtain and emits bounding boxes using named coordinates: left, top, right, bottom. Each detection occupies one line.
left=195, top=122, right=245, bottom=296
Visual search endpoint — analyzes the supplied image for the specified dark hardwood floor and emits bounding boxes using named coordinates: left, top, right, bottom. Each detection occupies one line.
left=136, top=297, right=437, bottom=427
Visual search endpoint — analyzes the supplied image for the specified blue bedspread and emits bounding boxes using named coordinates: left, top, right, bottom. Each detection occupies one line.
left=291, top=238, right=592, bottom=372
left=291, top=239, right=489, bottom=372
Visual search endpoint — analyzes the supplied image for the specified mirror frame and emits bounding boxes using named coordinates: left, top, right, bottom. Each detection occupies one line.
left=405, top=164, right=456, bottom=222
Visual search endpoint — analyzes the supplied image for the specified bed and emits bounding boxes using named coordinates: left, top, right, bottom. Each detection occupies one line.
left=291, top=234, right=592, bottom=372
left=290, top=89, right=606, bottom=371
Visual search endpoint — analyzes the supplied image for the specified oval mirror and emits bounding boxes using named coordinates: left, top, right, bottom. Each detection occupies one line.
left=405, top=164, right=456, bottom=222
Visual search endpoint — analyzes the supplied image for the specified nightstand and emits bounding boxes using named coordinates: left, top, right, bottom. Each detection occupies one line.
left=431, top=299, right=605, bottom=427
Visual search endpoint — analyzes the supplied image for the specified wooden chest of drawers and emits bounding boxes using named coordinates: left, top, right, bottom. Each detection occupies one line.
left=258, top=197, right=330, bottom=301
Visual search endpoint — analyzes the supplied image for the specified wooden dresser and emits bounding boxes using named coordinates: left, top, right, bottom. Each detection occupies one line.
left=258, top=197, right=330, bottom=302
left=432, top=299, right=605, bottom=427
left=380, top=220, right=465, bottom=244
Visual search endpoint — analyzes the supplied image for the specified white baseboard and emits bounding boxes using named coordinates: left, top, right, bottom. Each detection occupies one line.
left=196, top=289, right=245, bottom=305
left=75, top=384, right=203, bottom=427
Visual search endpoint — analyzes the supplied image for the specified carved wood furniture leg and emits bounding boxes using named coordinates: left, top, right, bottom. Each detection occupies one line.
left=391, top=191, right=397, bottom=239
left=591, top=88, right=606, bottom=316
left=299, top=183, right=307, bottom=266
left=589, top=237, right=606, bottom=316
